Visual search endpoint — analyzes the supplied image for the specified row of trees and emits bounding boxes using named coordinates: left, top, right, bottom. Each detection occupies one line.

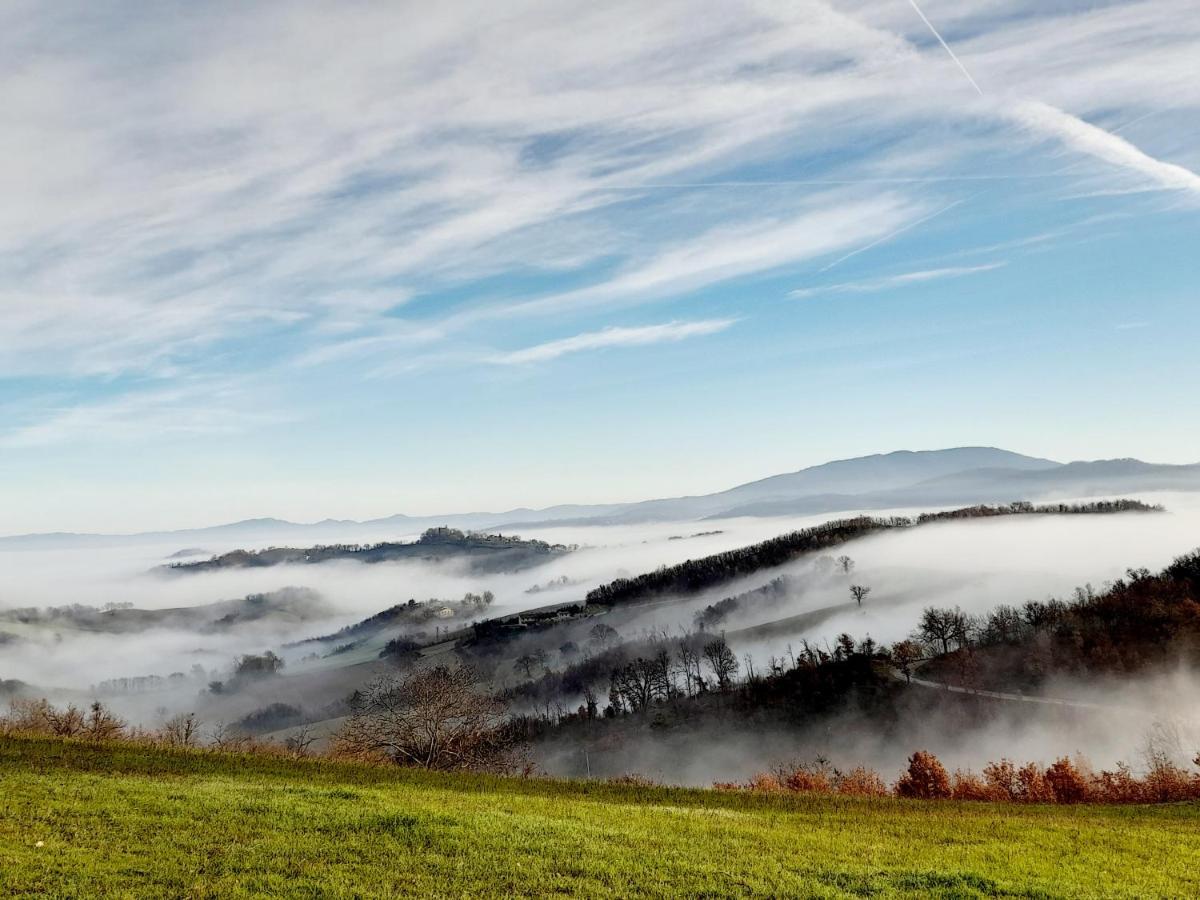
left=726, top=747, right=1200, bottom=804
left=903, top=548, right=1200, bottom=679
left=912, top=499, right=1159, bottom=524
left=0, top=698, right=316, bottom=757
left=605, top=636, right=740, bottom=714
left=584, top=501, right=1155, bottom=610
left=585, top=516, right=904, bottom=608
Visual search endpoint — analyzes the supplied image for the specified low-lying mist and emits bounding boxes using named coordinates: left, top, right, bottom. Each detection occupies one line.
left=3, top=492, right=1199, bottom=775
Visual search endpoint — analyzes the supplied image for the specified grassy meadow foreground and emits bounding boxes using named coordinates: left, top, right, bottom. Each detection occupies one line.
left=2, top=737, right=1198, bottom=898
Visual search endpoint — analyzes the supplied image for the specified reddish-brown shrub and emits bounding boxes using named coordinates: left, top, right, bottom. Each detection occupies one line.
left=982, top=759, right=1020, bottom=801
left=776, top=760, right=834, bottom=794
left=1044, top=757, right=1091, bottom=803
left=834, top=766, right=889, bottom=797
left=951, top=769, right=997, bottom=801
left=745, top=772, right=783, bottom=793
left=1142, top=760, right=1199, bottom=803
left=895, top=751, right=951, bottom=799
left=1090, top=763, right=1145, bottom=803
left=1017, top=762, right=1054, bottom=802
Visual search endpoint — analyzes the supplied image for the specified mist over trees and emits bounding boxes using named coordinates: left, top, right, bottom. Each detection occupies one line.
left=584, top=501, right=1159, bottom=609
left=911, top=549, right=1200, bottom=688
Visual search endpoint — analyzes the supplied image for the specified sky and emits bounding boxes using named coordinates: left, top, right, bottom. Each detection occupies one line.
left=1, top=0, right=1198, bottom=534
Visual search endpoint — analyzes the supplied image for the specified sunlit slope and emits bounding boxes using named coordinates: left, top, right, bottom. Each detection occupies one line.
left=2, top=738, right=1197, bottom=898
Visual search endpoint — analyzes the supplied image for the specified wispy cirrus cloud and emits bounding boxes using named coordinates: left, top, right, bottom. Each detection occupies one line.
left=790, top=262, right=1005, bottom=299
left=900, top=0, right=1200, bottom=199
left=489, top=319, right=738, bottom=365
left=3, top=0, right=1199, bottom=466
left=0, top=379, right=293, bottom=449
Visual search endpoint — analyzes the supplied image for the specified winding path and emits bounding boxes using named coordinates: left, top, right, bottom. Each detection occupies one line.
left=888, top=660, right=1146, bottom=715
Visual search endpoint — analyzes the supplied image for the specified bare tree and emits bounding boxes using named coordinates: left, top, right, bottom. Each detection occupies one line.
left=890, top=640, right=922, bottom=683
left=581, top=685, right=599, bottom=719
left=334, top=665, right=523, bottom=773
left=587, top=622, right=619, bottom=652
left=284, top=723, right=317, bottom=758
left=159, top=712, right=201, bottom=747
left=702, top=637, right=739, bottom=690
left=209, top=722, right=251, bottom=752
left=677, top=632, right=704, bottom=695
left=918, top=607, right=960, bottom=655
left=44, top=703, right=86, bottom=737
left=837, top=555, right=855, bottom=575
left=850, top=584, right=871, bottom=607
left=81, top=701, right=125, bottom=741
left=610, top=659, right=657, bottom=712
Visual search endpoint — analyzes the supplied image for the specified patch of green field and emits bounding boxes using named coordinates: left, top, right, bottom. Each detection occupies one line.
left=0, top=737, right=1196, bottom=898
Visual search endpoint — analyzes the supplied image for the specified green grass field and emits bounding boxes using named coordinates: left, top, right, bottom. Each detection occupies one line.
left=1, top=737, right=1197, bottom=898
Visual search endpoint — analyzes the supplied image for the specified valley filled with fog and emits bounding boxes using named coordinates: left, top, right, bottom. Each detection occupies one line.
left=3, top=491, right=1199, bottom=782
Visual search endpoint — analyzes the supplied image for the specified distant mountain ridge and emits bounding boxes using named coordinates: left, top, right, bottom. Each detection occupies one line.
left=5, top=447, right=1199, bottom=549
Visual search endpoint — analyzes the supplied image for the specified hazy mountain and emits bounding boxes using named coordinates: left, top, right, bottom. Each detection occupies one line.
left=556, top=447, right=1060, bottom=524
left=714, top=459, right=1200, bottom=519
left=7, top=447, right=1200, bottom=549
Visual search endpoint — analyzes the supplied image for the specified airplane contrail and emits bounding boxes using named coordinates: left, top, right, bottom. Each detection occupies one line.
left=906, top=0, right=985, bottom=96
left=819, top=197, right=967, bottom=272
left=596, top=174, right=1062, bottom=190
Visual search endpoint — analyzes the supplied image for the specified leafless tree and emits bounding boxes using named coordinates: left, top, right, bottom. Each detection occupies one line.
left=850, top=584, right=871, bottom=607
left=285, top=723, right=318, bottom=758
left=44, top=703, right=86, bottom=737
left=837, top=555, right=855, bottom=575
left=209, top=721, right=251, bottom=752
left=581, top=685, right=599, bottom=719
left=159, top=712, right=201, bottom=747
left=587, top=622, right=619, bottom=652
left=334, top=665, right=523, bottom=773
left=611, top=653, right=671, bottom=711
left=677, top=632, right=704, bottom=695
left=702, top=637, right=739, bottom=690
left=917, top=607, right=970, bottom=655
left=81, top=701, right=125, bottom=741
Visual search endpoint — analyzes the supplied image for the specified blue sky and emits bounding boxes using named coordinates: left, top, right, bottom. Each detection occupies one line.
left=1, top=0, right=1198, bottom=533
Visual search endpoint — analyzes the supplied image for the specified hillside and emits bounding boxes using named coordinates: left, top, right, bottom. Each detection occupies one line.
left=164, top=528, right=570, bottom=576
left=584, top=500, right=1159, bottom=609
left=1, top=737, right=1197, bottom=898
left=0, top=587, right=329, bottom=635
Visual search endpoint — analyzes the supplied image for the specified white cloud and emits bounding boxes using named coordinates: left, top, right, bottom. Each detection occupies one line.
left=790, top=262, right=1005, bottom=298
left=465, top=193, right=932, bottom=324
left=0, top=380, right=291, bottom=449
left=2, top=0, right=1197, bottom=414
left=1007, top=100, right=1200, bottom=197
left=490, top=319, right=738, bottom=365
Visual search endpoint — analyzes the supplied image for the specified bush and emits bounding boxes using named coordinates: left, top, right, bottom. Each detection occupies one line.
left=895, top=751, right=952, bottom=799
left=1044, top=757, right=1091, bottom=803
left=951, top=770, right=996, bottom=801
